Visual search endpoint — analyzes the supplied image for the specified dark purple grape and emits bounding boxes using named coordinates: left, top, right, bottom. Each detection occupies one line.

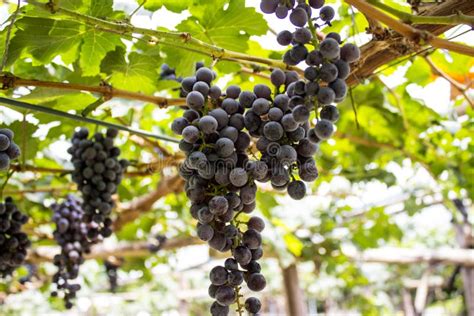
left=335, top=59, right=351, bottom=79
left=260, top=0, right=279, bottom=14
left=196, top=67, right=214, bottom=84
left=186, top=91, right=205, bottom=110
left=245, top=297, right=262, bottom=314
left=247, top=273, right=266, bottom=292
left=210, top=266, right=228, bottom=286
left=326, top=32, right=342, bottom=43
left=263, top=121, right=284, bottom=141
left=329, top=79, right=347, bottom=99
left=340, top=43, right=361, bottom=63
left=215, top=285, right=236, bottom=306
left=254, top=84, right=272, bottom=100
left=320, top=6, right=335, bottom=22
left=309, top=0, right=325, bottom=9
left=314, top=119, right=334, bottom=139
left=288, top=180, right=306, bottom=200
left=317, top=87, right=336, bottom=105
left=320, top=105, right=339, bottom=122
left=293, top=28, right=312, bottom=44
left=319, top=38, right=340, bottom=59
left=210, top=301, right=229, bottom=316
left=289, top=7, right=308, bottom=27
left=199, top=116, right=218, bottom=134
left=275, top=4, right=289, bottom=19
left=277, top=30, right=293, bottom=46
left=271, top=69, right=286, bottom=87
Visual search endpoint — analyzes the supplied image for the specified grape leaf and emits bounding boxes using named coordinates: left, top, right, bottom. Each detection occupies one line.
left=141, top=0, right=195, bottom=13
left=101, top=47, right=160, bottom=93
left=88, top=0, right=114, bottom=17
left=80, top=30, right=123, bottom=77
left=7, top=17, right=84, bottom=66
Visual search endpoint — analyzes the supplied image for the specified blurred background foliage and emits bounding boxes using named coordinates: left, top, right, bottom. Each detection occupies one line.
left=0, top=0, right=473, bottom=315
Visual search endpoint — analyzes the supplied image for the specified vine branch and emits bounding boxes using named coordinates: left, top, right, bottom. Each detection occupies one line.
left=367, top=0, right=474, bottom=26
left=0, top=97, right=180, bottom=143
left=26, top=0, right=303, bottom=75
left=8, top=156, right=181, bottom=177
left=344, top=0, right=474, bottom=57
left=1, top=75, right=185, bottom=108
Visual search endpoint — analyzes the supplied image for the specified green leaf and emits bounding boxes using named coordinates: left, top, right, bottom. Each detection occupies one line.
left=179, top=0, right=267, bottom=52
left=406, top=58, right=432, bottom=86
left=101, top=47, right=160, bottom=93
left=88, top=0, right=114, bottom=17
left=283, top=233, right=304, bottom=257
left=8, top=17, right=84, bottom=66
left=80, top=30, right=123, bottom=76
left=5, top=120, right=40, bottom=161
left=142, top=0, right=193, bottom=13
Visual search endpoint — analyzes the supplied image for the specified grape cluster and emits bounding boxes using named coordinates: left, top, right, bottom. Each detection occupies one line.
left=172, top=66, right=266, bottom=315
left=257, top=0, right=361, bottom=193
left=51, top=195, right=92, bottom=309
left=160, top=64, right=182, bottom=82
left=264, top=0, right=360, bottom=107
left=0, top=197, right=30, bottom=278
left=244, top=71, right=321, bottom=200
left=68, top=128, right=128, bottom=240
left=0, top=128, right=21, bottom=171
left=104, top=260, right=120, bottom=293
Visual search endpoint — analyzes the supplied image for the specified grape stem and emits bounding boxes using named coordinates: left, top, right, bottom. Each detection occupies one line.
left=306, top=12, right=320, bottom=48
left=234, top=286, right=244, bottom=316
left=0, top=169, right=15, bottom=200
left=0, top=97, right=180, bottom=143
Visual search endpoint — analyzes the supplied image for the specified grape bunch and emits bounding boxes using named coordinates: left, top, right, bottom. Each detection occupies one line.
left=0, top=197, right=30, bottom=278
left=257, top=0, right=361, bottom=191
left=0, top=128, right=21, bottom=171
left=68, top=128, right=128, bottom=240
left=160, top=63, right=182, bottom=82
left=172, top=66, right=266, bottom=315
left=104, top=260, right=120, bottom=293
left=242, top=70, right=320, bottom=199
left=51, top=195, right=93, bottom=309
left=263, top=0, right=360, bottom=106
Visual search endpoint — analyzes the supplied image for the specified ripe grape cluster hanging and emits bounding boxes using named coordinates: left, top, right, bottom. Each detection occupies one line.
left=0, top=128, right=21, bottom=170
left=68, top=128, right=128, bottom=240
left=51, top=195, right=92, bottom=309
left=0, top=197, right=30, bottom=278
left=172, top=0, right=361, bottom=314
left=173, top=65, right=267, bottom=315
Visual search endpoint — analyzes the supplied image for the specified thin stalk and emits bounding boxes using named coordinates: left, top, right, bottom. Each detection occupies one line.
left=0, top=170, right=15, bottom=200
left=0, top=97, right=180, bottom=143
